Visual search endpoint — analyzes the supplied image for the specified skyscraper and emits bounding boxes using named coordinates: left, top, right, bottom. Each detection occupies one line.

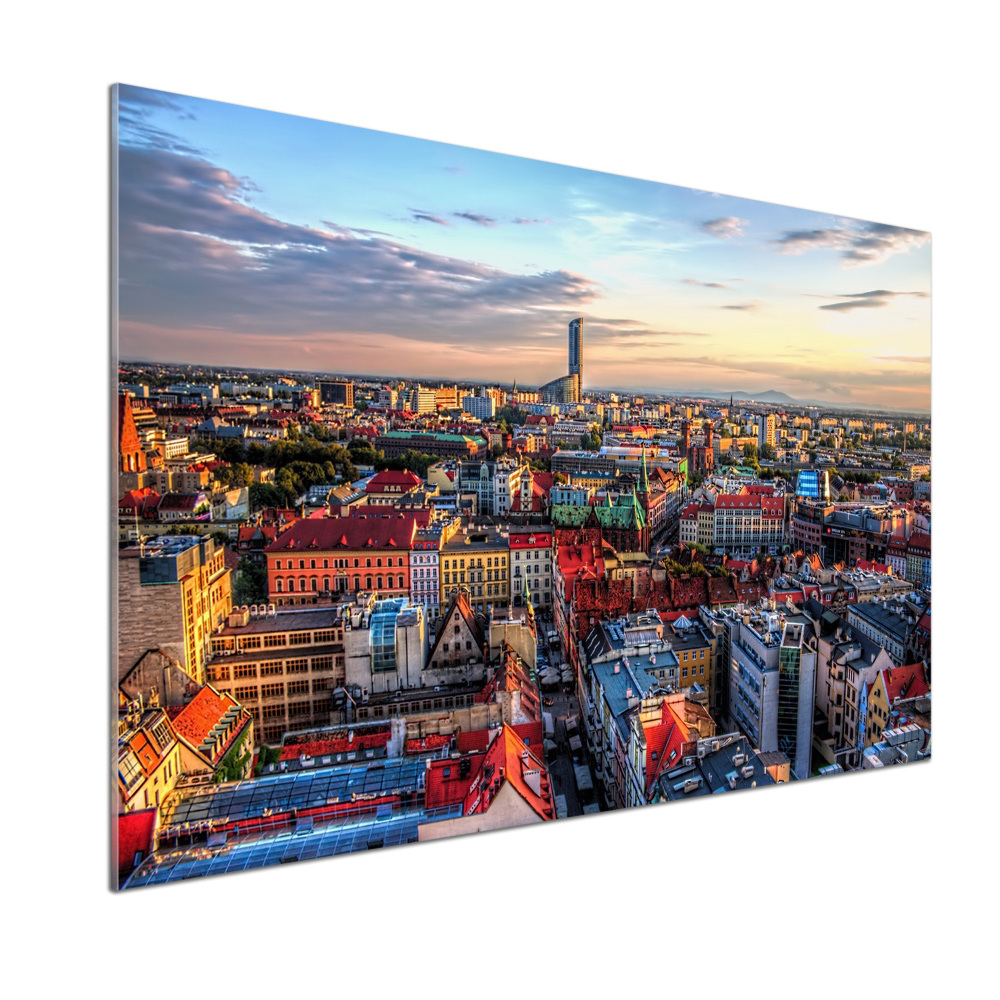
left=539, top=317, right=585, bottom=404
left=568, top=317, right=583, bottom=379
left=541, top=318, right=584, bottom=404
left=568, top=317, right=583, bottom=398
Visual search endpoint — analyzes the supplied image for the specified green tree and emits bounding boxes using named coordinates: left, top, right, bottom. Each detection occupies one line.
left=230, top=462, right=254, bottom=488
left=233, top=556, right=268, bottom=605
left=249, top=482, right=287, bottom=511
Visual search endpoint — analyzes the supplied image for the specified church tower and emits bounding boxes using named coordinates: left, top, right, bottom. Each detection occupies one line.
left=637, top=446, right=650, bottom=516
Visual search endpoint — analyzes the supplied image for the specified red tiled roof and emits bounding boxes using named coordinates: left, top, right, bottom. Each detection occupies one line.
left=128, top=730, right=167, bottom=776
left=456, top=721, right=544, bottom=755
left=280, top=727, right=392, bottom=759
left=404, top=734, right=453, bottom=754
left=171, top=686, right=248, bottom=761
left=365, top=469, right=423, bottom=492
left=509, top=531, right=551, bottom=549
left=463, top=724, right=553, bottom=820
left=908, top=532, right=931, bottom=552
left=707, top=577, right=738, bottom=604
left=883, top=663, right=930, bottom=704
left=425, top=753, right=486, bottom=810
left=266, top=514, right=417, bottom=553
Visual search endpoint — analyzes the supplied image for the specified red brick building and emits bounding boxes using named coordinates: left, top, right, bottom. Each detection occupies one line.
left=265, top=513, right=418, bottom=604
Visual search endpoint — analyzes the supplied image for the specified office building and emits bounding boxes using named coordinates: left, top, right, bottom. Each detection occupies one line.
left=316, top=379, right=354, bottom=407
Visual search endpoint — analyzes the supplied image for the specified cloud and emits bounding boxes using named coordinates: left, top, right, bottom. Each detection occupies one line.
left=819, top=289, right=931, bottom=311
left=444, top=166, right=465, bottom=174
left=872, top=355, right=931, bottom=364
left=721, top=303, right=757, bottom=311
left=774, top=221, right=930, bottom=266
left=118, top=146, right=613, bottom=366
left=453, top=211, right=496, bottom=226
left=701, top=217, right=748, bottom=239
left=582, top=317, right=709, bottom=341
left=682, top=278, right=728, bottom=289
left=513, top=217, right=550, bottom=225
left=409, top=209, right=450, bottom=225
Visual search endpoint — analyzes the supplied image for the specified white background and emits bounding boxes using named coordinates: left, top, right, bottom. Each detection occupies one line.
left=5, top=2, right=992, bottom=995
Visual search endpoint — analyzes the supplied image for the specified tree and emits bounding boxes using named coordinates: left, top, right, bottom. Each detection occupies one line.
left=760, top=443, right=776, bottom=461
left=553, top=472, right=568, bottom=485
left=742, top=441, right=760, bottom=464
left=233, top=556, right=268, bottom=605
left=580, top=424, right=602, bottom=451
left=249, top=482, right=287, bottom=511
left=230, top=462, right=254, bottom=488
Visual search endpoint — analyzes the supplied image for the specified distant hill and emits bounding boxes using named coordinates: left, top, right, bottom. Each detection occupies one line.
left=682, top=388, right=798, bottom=404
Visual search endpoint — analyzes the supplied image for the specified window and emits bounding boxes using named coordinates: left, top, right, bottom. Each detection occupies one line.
left=234, top=662, right=257, bottom=679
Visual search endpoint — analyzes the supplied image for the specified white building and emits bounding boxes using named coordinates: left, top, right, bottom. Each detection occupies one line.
left=462, top=394, right=496, bottom=420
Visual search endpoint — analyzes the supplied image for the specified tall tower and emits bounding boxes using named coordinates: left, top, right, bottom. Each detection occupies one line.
left=568, top=318, right=583, bottom=401
left=637, top=446, right=650, bottom=516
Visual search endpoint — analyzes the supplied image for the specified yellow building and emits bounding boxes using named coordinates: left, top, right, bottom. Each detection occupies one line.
left=117, top=702, right=183, bottom=814
left=118, top=534, right=232, bottom=684
left=440, top=525, right=510, bottom=614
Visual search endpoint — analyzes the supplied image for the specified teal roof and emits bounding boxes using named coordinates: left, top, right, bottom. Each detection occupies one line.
left=380, top=431, right=485, bottom=444
left=550, top=495, right=646, bottom=531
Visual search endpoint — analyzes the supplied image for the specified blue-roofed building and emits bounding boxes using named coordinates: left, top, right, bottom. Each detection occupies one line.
left=121, top=754, right=465, bottom=888
left=579, top=611, right=684, bottom=808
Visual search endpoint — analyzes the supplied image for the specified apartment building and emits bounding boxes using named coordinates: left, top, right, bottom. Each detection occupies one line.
left=439, top=524, right=510, bottom=613
left=206, top=605, right=348, bottom=746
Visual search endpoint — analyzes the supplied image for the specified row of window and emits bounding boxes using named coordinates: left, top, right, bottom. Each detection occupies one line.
left=442, top=556, right=506, bottom=570
left=275, top=574, right=406, bottom=592
left=274, top=556, right=407, bottom=569
left=234, top=680, right=335, bottom=702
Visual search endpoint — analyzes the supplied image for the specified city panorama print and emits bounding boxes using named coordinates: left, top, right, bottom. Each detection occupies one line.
left=113, top=84, right=932, bottom=889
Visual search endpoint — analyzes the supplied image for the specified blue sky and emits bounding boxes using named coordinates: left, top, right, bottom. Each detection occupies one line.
left=115, top=84, right=931, bottom=408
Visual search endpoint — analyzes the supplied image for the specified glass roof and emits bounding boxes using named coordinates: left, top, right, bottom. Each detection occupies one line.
left=124, top=802, right=462, bottom=887
left=161, top=756, right=428, bottom=830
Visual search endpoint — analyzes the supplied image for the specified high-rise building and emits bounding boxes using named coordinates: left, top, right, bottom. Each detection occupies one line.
left=757, top=413, right=776, bottom=449
left=316, top=379, right=354, bottom=407
left=568, top=317, right=583, bottom=395
left=540, top=318, right=584, bottom=404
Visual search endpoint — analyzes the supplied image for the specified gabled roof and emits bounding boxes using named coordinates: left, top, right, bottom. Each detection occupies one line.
left=643, top=705, right=692, bottom=793
left=427, top=591, right=486, bottom=663
left=265, top=514, right=417, bottom=552
left=464, top=724, right=554, bottom=821
left=365, top=469, right=423, bottom=492
left=170, top=685, right=248, bottom=762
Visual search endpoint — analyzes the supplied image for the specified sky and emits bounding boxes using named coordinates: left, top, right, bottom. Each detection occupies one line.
left=115, top=84, right=931, bottom=410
